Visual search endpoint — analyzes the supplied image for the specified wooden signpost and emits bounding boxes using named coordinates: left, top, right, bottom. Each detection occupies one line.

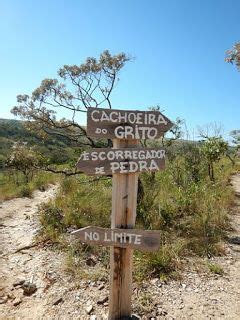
left=72, top=226, right=160, bottom=252
left=73, top=107, right=173, bottom=319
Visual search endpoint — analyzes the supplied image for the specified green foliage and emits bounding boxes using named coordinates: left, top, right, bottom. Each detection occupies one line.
left=39, top=204, right=65, bottom=232
left=11, top=51, right=131, bottom=152
left=230, top=130, right=240, bottom=164
left=134, top=240, right=185, bottom=281
left=0, top=119, right=79, bottom=167
left=38, top=146, right=235, bottom=279
left=137, top=155, right=233, bottom=260
left=225, top=42, right=240, bottom=70
left=7, top=142, right=43, bottom=182
left=19, top=184, right=32, bottom=197
left=230, top=129, right=240, bottom=146
left=200, top=137, right=228, bottom=181
left=56, top=176, right=112, bottom=228
left=0, top=170, right=56, bottom=201
left=207, top=262, right=224, bottom=275
left=37, top=202, right=66, bottom=244
left=201, top=137, right=228, bottom=163
left=0, top=154, right=6, bottom=169
left=39, top=176, right=111, bottom=243
left=32, top=173, right=52, bottom=191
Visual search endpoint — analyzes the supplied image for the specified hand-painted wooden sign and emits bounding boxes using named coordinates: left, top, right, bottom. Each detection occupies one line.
left=72, top=226, right=160, bottom=252
left=87, top=107, right=173, bottom=140
left=76, top=148, right=165, bottom=175
left=76, top=107, right=174, bottom=319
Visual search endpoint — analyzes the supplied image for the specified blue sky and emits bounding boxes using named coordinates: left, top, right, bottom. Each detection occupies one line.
left=0, top=0, right=239, bottom=140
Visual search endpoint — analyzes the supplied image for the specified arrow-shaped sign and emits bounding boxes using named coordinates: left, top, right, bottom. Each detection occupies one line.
left=76, top=147, right=166, bottom=175
left=71, top=226, right=160, bottom=252
left=87, top=107, right=173, bottom=140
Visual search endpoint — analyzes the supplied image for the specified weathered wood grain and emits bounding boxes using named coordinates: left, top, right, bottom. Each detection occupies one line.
left=87, top=107, right=173, bottom=139
left=71, top=226, right=160, bottom=252
left=108, top=139, right=139, bottom=319
left=76, top=147, right=165, bottom=175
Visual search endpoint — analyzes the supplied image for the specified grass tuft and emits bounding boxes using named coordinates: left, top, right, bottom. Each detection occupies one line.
left=207, top=262, right=224, bottom=275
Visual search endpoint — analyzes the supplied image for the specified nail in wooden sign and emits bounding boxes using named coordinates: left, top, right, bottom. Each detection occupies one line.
left=87, top=107, right=173, bottom=140
left=76, top=148, right=165, bottom=175
left=71, top=226, right=160, bottom=252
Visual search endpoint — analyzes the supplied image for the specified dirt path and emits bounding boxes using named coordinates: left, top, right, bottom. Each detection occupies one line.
left=0, top=176, right=240, bottom=319
left=0, top=185, right=60, bottom=319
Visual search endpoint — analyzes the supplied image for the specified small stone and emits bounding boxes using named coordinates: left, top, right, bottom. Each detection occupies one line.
left=13, top=297, right=22, bottom=306
left=75, top=294, right=80, bottom=301
left=182, top=283, right=187, bottom=289
left=90, top=315, right=97, bottom=320
left=98, top=283, right=105, bottom=290
left=85, top=305, right=93, bottom=314
left=0, top=296, right=8, bottom=304
left=97, top=296, right=108, bottom=304
left=157, top=308, right=168, bottom=316
left=7, top=292, right=14, bottom=299
left=22, top=282, right=37, bottom=295
left=150, top=278, right=158, bottom=284
left=52, top=297, right=63, bottom=305
left=13, top=279, right=25, bottom=287
left=86, top=256, right=97, bottom=267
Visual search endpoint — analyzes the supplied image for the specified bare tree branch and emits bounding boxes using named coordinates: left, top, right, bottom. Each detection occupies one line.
left=11, top=51, right=131, bottom=175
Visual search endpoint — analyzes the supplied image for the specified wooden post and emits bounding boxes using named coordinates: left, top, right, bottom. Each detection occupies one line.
left=109, top=138, right=139, bottom=320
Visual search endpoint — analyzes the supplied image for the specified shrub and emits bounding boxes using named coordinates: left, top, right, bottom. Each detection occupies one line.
left=134, top=239, right=186, bottom=281
left=55, top=176, right=111, bottom=229
left=18, top=184, right=32, bottom=197
left=39, top=203, right=65, bottom=232
left=7, top=142, right=43, bottom=183
left=38, top=152, right=235, bottom=279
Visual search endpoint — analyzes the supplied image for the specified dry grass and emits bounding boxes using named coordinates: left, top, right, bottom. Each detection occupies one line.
left=38, top=154, right=237, bottom=280
left=0, top=170, right=57, bottom=201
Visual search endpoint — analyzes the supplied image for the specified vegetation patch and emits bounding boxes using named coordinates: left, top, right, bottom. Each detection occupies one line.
left=207, top=262, right=224, bottom=275
left=37, top=142, right=236, bottom=280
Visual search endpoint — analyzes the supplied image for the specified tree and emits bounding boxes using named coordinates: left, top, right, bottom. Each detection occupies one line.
left=142, top=105, right=183, bottom=148
left=200, top=137, right=228, bottom=181
left=230, top=129, right=240, bottom=148
left=228, top=130, right=240, bottom=164
left=11, top=50, right=131, bottom=175
left=225, top=43, right=240, bottom=162
left=225, top=42, right=240, bottom=70
left=7, top=142, right=43, bottom=183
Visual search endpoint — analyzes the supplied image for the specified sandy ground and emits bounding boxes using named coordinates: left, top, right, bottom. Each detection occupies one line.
left=0, top=175, right=240, bottom=319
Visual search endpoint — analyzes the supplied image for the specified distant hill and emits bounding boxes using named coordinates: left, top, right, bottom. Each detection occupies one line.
left=0, top=118, right=234, bottom=166
left=0, top=119, right=77, bottom=164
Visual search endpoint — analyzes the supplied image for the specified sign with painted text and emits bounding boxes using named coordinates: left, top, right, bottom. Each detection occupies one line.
left=76, top=147, right=165, bottom=175
left=74, top=106, right=174, bottom=318
left=87, top=107, right=173, bottom=140
left=72, top=226, right=160, bottom=252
